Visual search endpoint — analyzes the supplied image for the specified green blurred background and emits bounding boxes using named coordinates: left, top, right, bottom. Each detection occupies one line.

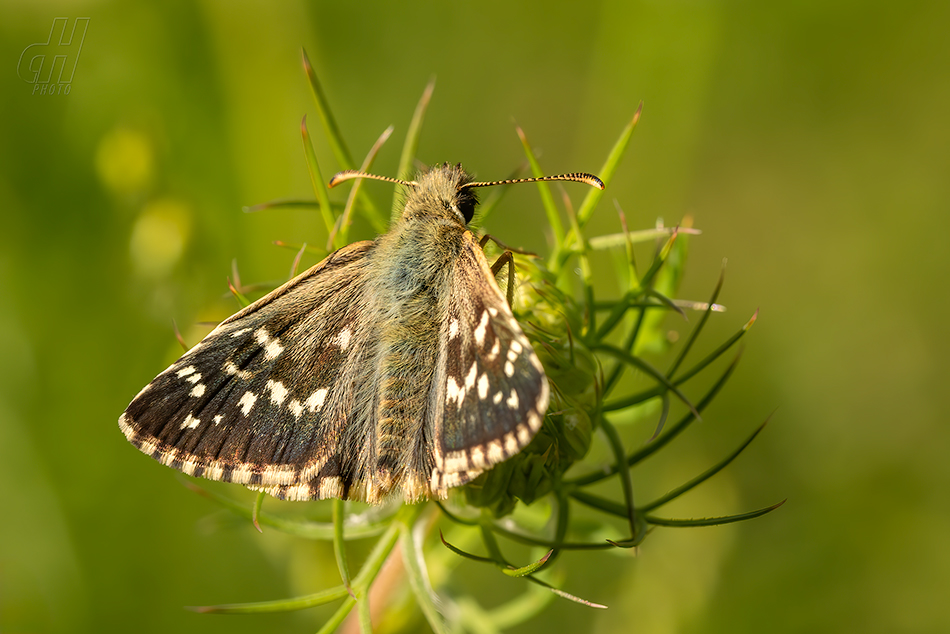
left=2, top=1, right=948, bottom=633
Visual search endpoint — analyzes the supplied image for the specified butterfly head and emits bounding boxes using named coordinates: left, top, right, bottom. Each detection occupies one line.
left=410, top=163, right=479, bottom=225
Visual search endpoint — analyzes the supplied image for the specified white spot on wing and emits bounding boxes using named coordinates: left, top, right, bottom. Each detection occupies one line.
left=213, top=415, right=223, bottom=425
left=487, top=338, right=500, bottom=361
left=223, top=361, right=252, bottom=380
left=470, top=446, right=486, bottom=469
left=486, top=440, right=505, bottom=463
left=180, top=413, right=201, bottom=430
left=506, top=389, right=519, bottom=410
left=254, top=327, right=284, bottom=360
left=318, top=476, right=343, bottom=499
left=137, top=437, right=158, bottom=457
left=473, top=311, right=489, bottom=347
left=477, top=373, right=489, bottom=400
left=517, top=423, right=531, bottom=445
left=238, top=391, right=257, bottom=415
left=464, top=361, right=478, bottom=390
left=504, top=360, right=515, bottom=377
left=176, top=366, right=197, bottom=378
left=267, top=379, right=288, bottom=405
left=262, top=465, right=296, bottom=485
left=443, top=450, right=470, bottom=472
left=190, top=383, right=206, bottom=397
left=504, top=432, right=519, bottom=455
left=448, top=318, right=459, bottom=340
left=289, top=399, right=304, bottom=417
left=527, top=410, right=542, bottom=431
left=446, top=376, right=463, bottom=407
left=334, top=327, right=353, bottom=350
left=493, top=390, right=503, bottom=404
left=305, top=388, right=328, bottom=412
left=231, top=464, right=254, bottom=484
left=159, top=448, right=178, bottom=467
left=284, top=484, right=312, bottom=501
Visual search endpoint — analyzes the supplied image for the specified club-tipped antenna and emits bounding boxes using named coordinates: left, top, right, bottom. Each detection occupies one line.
left=461, top=172, right=605, bottom=191
left=328, top=170, right=417, bottom=189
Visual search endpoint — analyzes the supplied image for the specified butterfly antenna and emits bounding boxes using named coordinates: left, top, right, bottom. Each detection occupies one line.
left=328, top=170, right=417, bottom=189
left=461, top=172, right=605, bottom=191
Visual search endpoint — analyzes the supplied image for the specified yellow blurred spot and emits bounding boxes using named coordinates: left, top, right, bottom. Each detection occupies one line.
left=96, top=127, right=154, bottom=195
left=130, top=199, right=192, bottom=278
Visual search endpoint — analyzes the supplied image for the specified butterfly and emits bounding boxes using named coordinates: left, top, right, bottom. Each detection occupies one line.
left=119, top=163, right=604, bottom=504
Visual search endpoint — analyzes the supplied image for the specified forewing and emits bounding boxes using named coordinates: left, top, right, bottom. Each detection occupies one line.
left=119, top=240, right=376, bottom=501
left=429, top=232, right=549, bottom=495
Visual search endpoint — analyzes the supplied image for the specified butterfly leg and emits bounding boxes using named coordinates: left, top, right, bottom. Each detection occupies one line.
left=490, top=250, right=515, bottom=307
left=478, top=233, right=536, bottom=257
left=479, top=234, right=519, bottom=307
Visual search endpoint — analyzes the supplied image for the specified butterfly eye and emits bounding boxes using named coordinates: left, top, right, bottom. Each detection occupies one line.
left=456, top=188, right=478, bottom=224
